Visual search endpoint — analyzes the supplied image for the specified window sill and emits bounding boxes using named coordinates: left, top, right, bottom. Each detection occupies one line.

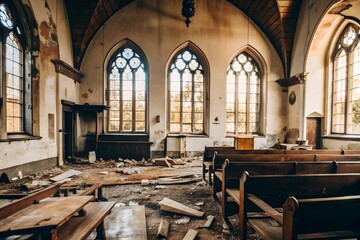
left=167, top=133, right=209, bottom=138
left=226, top=134, right=265, bottom=138
left=322, top=134, right=360, bottom=141
left=0, top=134, right=42, bottom=142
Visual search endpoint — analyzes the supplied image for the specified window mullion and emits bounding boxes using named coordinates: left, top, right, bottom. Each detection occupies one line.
left=132, top=70, right=136, bottom=133
left=119, top=71, right=123, bottom=132
left=180, top=71, right=183, bottom=133
left=191, top=71, right=195, bottom=132
left=235, top=73, right=239, bottom=135
left=246, top=73, right=251, bottom=134
left=345, top=51, right=350, bottom=134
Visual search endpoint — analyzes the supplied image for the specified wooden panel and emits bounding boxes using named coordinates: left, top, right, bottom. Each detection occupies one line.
left=235, top=136, right=254, bottom=150
left=104, top=205, right=147, bottom=240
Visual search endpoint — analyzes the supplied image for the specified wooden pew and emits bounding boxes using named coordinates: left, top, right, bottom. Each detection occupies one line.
left=249, top=195, right=360, bottom=240
left=202, top=146, right=234, bottom=184
left=211, top=152, right=316, bottom=191
left=218, top=160, right=356, bottom=218
left=235, top=172, right=360, bottom=240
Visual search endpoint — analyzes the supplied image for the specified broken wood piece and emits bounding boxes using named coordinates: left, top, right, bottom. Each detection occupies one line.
left=157, top=177, right=201, bottom=185
left=50, top=169, right=81, bottom=182
left=183, top=229, right=197, bottom=240
left=157, top=219, right=169, bottom=238
left=164, top=158, right=173, bottom=168
left=158, top=197, right=204, bottom=217
left=204, top=215, right=214, bottom=228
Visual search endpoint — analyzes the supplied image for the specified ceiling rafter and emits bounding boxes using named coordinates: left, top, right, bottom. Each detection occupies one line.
left=65, top=0, right=302, bottom=78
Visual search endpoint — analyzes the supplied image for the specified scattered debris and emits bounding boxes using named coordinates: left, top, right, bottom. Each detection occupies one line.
left=155, top=185, right=166, bottom=189
left=50, top=169, right=81, bottom=182
left=158, top=197, right=204, bottom=217
left=115, top=202, right=126, bottom=207
left=122, top=168, right=142, bottom=175
left=116, top=162, right=125, bottom=168
left=124, top=159, right=134, bottom=165
left=0, top=173, right=10, bottom=183
left=153, top=158, right=186, bottom=167
left=88, top=151, right=96, bottom=163
left=183, top=229, right=197, bottom=240
left=129, top=201, right=139, bottom=206
left=195, top=201, right=204, bottom=206
left=195, top=181, right=206, bottom=186
left=117, top=158, right=123, bottom=162
left=175, top=217, right=190, bottom=224
left=99, top=171, right=109, bottom=175
left=204, top=215, right=214, bottom=228
left=157, top=219, right=170, bottom=238
left=22, top=180, right=51, bottom=190
left=157, top=176, right=201, bottom=185
left=141, top=179, right=150, bottom=185
left=17, top=171, right=23, bottom=180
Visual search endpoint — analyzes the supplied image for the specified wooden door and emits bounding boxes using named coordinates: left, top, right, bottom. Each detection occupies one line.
left=306, top=118, right=321, bottom=149
left=63, top=110, right=75, bottom=160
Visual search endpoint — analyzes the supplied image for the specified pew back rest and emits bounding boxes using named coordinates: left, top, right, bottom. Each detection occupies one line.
left=203, top=146, right=234, bottom=162
left=214, top=153, right=316, bottom=170
left=241, top=173, right=360, bottom=208
left=283, top=195, right=360, bottom=239
left=315, top=154, right=360, bottom=161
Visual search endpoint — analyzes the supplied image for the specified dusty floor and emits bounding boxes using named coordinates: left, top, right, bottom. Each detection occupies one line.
left=0, top=158, right=262, bottom=240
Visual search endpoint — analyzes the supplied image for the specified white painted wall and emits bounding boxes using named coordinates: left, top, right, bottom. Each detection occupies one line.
left=80, top=0, right=285, bottom=154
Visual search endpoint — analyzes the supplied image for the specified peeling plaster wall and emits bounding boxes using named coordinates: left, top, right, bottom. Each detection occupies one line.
left=0, top=0, right=73, bottom=172
left=80, top=0, right=285, bottom=154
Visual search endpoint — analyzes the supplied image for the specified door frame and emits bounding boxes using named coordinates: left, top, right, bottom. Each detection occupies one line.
left=62, top=100, right=76, bottom=159
left=306, top=117, right=322, bottom=149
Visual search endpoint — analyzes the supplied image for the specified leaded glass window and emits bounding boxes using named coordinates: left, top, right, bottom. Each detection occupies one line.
left=332, top=24, right=360, bottom=134
left=5, top=31, right=23, bottom=132
left=226, top=52, right=261, bottom=135
left=0, top=3, right=14, bottom=29
left=108, top=46, right=147, bottom=133
left=169, top=49, right=204, bottom=134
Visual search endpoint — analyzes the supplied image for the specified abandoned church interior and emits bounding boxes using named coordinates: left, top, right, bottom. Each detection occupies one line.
left=1, top=0, right=360, bottom=239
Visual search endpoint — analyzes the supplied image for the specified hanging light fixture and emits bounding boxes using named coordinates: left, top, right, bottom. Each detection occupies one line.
left=182, top=0, right=195, bottom=27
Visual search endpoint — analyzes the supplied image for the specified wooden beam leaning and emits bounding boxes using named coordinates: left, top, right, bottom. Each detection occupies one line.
left=0, top=184, right=60, bottom=220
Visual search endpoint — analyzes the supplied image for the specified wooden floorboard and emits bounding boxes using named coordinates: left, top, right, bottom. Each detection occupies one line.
left=104, top=205, right=147, bottom=240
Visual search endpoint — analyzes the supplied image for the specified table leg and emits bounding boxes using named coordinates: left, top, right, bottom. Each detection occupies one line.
left=40, top=229, right=58, bottom=240
left=95, top=221, right=106, bottom=240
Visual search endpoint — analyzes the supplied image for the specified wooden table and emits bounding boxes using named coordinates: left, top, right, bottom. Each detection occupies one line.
left=0, top=196, right=93, bottom=239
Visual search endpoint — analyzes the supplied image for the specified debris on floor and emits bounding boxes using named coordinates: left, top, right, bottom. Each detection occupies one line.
left=157, top=219, right=170, bottom=238
left=158, top=197, right=204, bottom=217
left=50, top=169, right=81, bottom=182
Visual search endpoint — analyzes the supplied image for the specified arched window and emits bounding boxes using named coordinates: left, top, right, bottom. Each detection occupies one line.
left=168, top=49, right=206, bottom=134
left=332, top=24, right=360, bottom=134
left=0, top=2, right=31, bottom=135
left=226, top=52, right=261, bottom=135
left=107, top=45, right=148, bottom=133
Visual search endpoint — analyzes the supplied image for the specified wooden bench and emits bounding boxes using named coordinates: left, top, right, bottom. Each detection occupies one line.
left=249, top=195, right=360, bottom=240
left=211, top=152, right=316, bottom=188
left=236, top=172, right=360, bottom=240
left=58, top=201, right=115, bottom=240
left=202, top=146, right=234, bottom=184
left=219, top=160, right=360, bottom=222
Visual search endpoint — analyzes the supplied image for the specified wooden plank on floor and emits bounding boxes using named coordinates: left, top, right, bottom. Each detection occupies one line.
left=104, top=205, right=147, bottom=240
left=157, top=219, right=169, bottom=238
left=183, top=229, right=197, bottom=240
left=50, top=169, right=81, bottom=182
left=159, top=197, right=204, bottom=217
